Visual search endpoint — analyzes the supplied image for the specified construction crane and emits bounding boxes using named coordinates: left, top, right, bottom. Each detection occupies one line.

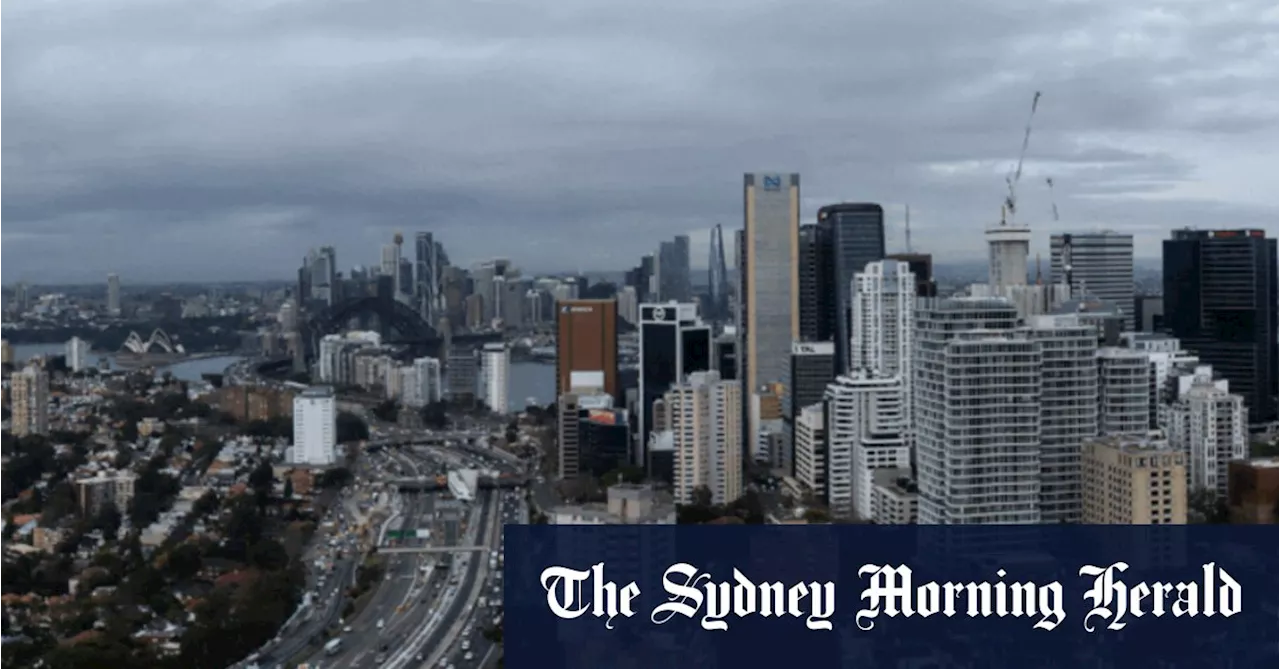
left=1002, top=91, right=1042, bottom=224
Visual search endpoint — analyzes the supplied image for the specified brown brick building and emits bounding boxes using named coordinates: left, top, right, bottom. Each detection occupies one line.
left=555, top=299, right=618, bottom=398
left=1227, top=459, right=1279, bottom=524
left=207, top=386, right=296, bottom=422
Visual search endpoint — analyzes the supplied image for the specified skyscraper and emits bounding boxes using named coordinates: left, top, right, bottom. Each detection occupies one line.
left=915, top=298, right=1041, bottom=525
left=1163, top=228, right=1278, bottom=424
left=655, top=236, right=691, bottom=303
left=664, top=370, right=742, bottom=505
left=292, top=387, right=336, bottom=466
left=850, top=260, right=915, bottom=378
left=706, top=224, right=730, bottom=323
left=638, top=302, right=711, bottom=469
left=415, top=232, right=440, bottom=322
left=1050, top=232, right=1135, bottom=329
left=11, top=365, right=49, bottom=437
left=740, top=173, right=801, bottom=459
left=555, top=299, right=619, bottom=400
left=106, top=273, right=121, bottom=316
left=817, top=203, right=886, bottom=373
left=825, top=372, right=909, bottom=519
left=480, top=343, right=511, bottom=414
left=797, top=223, right=831, bottom=342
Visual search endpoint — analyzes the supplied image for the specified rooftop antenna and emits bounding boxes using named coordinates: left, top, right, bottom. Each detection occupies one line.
left=1003, top=91, right=1043, bottom=225
left=904, top=204, right=913, bottom=253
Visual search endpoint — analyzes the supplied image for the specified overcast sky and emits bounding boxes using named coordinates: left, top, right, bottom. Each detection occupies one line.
left=3, top=0, right=1276, bottom=284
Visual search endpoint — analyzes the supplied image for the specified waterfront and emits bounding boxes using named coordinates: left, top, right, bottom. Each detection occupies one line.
left=508, top=361, right=555, bottom=411
left=11, top=342, right=243, bottom=383
left=12, top=342, right=557, bottom=411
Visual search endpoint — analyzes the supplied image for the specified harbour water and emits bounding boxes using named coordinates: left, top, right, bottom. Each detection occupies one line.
left=10, top=342, right=244, bottom=384
left=507, top=362, right=555, bottom=412
left=11, top=342, right=557, bottom=411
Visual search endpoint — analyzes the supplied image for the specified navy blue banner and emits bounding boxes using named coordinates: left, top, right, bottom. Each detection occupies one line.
left=504, top=526, right=1277, bottom=669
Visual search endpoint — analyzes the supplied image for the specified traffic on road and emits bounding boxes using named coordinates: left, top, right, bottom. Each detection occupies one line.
left=241, top=423, right=532, bottom=669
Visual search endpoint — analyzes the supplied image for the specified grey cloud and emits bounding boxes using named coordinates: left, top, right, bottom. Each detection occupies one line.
left=2, top=0, right=1275, bottom=283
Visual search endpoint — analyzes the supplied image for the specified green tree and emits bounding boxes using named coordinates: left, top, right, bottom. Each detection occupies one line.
left=92, top=503, right=123, bottom=542
left=336, top=412, right=369, bottom=442
left=371, top=400, right=399, bottom=423
left=283, top=476, right=294, bottom=500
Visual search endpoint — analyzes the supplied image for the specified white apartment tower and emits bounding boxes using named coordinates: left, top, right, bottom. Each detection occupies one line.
left=792, top=403, right=826, bottom=494
left=824, top=373, right=909, bottom=519
left=1167, top=380, right=1246, bottom=499
left=1097, top=347, right=1151, bottom=437
left=915, top=298, right=1042, bottom=525
left=293, top=386, right=337, bottom=466
left=480, top=343, right=511, bottom=415
left=65, top=337, right=92, bottom=373
left=11, top=365, right=50, bottom=437
left=663, top=371, right=742, bottom=506
left=1121, top=333, right=1201, bottom=430
left=1024, top=314, right=1100, bottom=523
left=850, top=260, right=915, bottom=377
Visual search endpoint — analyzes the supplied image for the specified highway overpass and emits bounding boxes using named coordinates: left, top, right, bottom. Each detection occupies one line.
left=393, top=473, right=528, bottom=493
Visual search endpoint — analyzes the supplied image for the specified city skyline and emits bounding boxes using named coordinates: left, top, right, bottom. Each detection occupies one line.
left=4, top=0, right=1276, bottom=283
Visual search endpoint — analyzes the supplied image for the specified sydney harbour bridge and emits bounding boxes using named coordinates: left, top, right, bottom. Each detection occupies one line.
left=300, top=295, right=501, bottom=362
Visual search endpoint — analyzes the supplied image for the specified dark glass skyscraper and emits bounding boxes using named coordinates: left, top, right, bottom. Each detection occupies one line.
left=637, top=302, right=711, bottom=468
left=798, top=223, right=834, bottom=342
left=1163, top=228, right=1277, bottom=424
left=816, top=204, right=885, bottom=373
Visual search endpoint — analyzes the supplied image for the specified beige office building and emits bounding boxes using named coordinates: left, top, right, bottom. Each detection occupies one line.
left=740, top=173, right=800, bottom=466
left=11, top=365, right=49, bottom=437
left=1082, top=435, right=1187, bottom=524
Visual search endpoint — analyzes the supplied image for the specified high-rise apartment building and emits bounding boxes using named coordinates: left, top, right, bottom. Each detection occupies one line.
left=1167, top=380, right=1247, bottom=500
left=1163, top=228, right=1277, bottom=424
left=850, top=260, right=915, bottom=377
left=915, top=298, right=1041, bottom=525
left=555, top=299, right=619, bottom=400
left=11, top=365, right=49, bottom=437
left=792, top=403, right=826, bottom=492
left=480, top=343, right=511, bottom=414
left=1082, top=435, right=1187, bottom=524
left=825, top=372, right=909, bottom=519
left=1097, top=347, right=1151, bottom=437
left=1025, top=314, right=1100, bottom=523
left=1050, top=232, right=1135, bottom=330
left=106, top=273, right=121, bottom=316
left=817, top=203, right=886, bottom=372
left=65, top=337, right=92, bottom=373
left=637, top=302, right=711, bottom=468
left=292, top=386, right=336, bottom=466
left=741, top=173, right=801, bottom=464
left=663, top=371, right=742, bottom=506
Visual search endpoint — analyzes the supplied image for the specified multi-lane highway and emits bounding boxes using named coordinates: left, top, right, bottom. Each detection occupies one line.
left=274, top=435, right=520, bottom=669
